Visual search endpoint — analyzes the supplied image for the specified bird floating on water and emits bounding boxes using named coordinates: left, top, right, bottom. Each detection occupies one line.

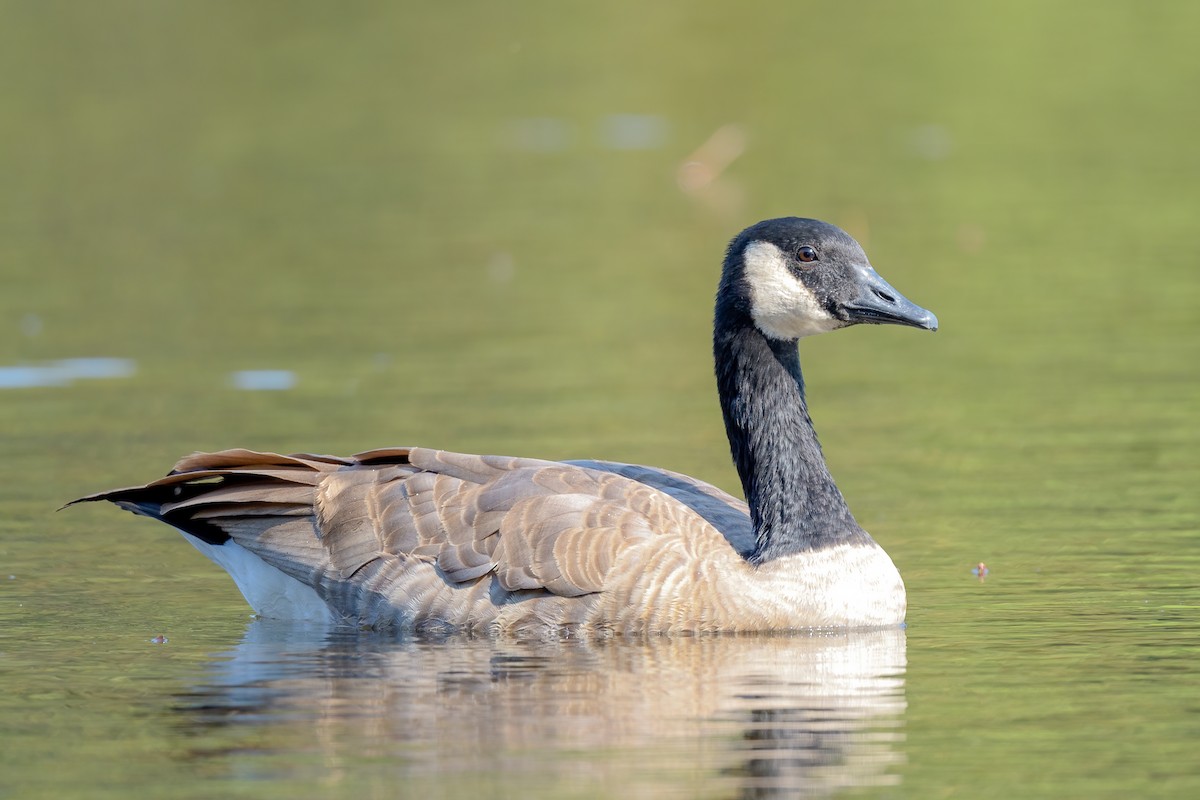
left=72, top=217, right=938, bottom=635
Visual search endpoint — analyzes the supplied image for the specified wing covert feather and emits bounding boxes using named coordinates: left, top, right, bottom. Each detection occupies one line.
left=81, top=447, right=746, bottom=619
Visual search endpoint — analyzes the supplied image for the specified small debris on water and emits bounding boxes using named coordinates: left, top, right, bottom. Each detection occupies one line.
left=149, top=635, right=168, bottom=644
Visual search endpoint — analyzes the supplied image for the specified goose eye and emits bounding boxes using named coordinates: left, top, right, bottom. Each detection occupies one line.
left=796, top=245, right=818, bottom=263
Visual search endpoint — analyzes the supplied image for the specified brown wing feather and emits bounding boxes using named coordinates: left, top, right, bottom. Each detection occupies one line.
left=73, top=447, right=743, bottom=625
left=567, top=459, right=755, bottom=556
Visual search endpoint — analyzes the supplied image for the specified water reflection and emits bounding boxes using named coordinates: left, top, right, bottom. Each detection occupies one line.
left=599, top=114, right=668, bottom=151
left=227, top=369, right=297, bottom=391
left=502, top=114, right=669, bottom=153
left=172, top=623, right=906, bottom=797
left=0, top=357, right=136, bottom=388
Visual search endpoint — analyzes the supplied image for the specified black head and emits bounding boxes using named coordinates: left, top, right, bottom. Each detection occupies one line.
left=718, top=217, right=938, bottom=340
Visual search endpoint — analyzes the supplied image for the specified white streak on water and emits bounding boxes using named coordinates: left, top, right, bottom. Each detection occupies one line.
left=229, top=370, right=297, bottom=391
left=0, top=358, right=137, bottom=389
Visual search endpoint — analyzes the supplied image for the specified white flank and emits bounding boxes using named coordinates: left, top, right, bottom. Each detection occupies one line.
left=181, top=534, right=334, bottom=623
left=742, top=240, right=842, bottom=340
left=745, top=541, right=907, bottom=628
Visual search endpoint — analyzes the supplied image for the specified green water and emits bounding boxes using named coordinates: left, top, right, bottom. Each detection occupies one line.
left=2, top=1, right=1198, bottom=797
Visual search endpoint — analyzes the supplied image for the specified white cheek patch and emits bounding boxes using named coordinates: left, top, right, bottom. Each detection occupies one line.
left=742, top=241, right=842, bottom=340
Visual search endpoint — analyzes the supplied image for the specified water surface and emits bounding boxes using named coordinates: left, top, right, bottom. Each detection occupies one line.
left=2, top=2, right=1198, bottom=798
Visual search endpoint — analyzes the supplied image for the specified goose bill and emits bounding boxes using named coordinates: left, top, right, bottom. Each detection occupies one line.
left=843, top=267, right=938, bottom=331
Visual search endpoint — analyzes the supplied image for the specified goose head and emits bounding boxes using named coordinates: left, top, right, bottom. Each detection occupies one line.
left=719, top=217, right=938, bottom=341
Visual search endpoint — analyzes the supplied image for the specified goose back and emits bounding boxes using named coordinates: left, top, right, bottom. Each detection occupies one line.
left=78, top=447, right=787, bottom=634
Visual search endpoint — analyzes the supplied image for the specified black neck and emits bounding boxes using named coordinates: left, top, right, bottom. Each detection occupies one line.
left=714, top=310, right=867, bottom=563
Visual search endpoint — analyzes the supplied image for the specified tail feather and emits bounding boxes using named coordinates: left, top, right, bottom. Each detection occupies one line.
left=69, top=448, right=418, bottom=620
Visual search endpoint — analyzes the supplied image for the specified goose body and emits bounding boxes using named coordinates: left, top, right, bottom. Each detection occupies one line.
left=73, top=218, right=937, bottom=635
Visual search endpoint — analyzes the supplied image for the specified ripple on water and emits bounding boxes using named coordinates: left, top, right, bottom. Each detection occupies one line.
left=228, top=370, right=297, bottom=391
left=0, top=358, right=136, bottom=388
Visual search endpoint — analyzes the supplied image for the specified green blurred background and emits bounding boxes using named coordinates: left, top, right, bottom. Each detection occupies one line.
left=2, top=1, right=1198, bottom=797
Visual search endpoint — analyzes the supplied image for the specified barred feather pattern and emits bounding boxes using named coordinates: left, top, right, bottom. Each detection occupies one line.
left=74, top=447, right=904, bottom=634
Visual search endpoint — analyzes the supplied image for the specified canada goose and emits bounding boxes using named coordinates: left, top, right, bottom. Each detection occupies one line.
left=72, top=218, right=937, bottom=635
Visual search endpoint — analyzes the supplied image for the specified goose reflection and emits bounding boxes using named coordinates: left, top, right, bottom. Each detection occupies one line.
left=171, top=624, right=906, bottom=797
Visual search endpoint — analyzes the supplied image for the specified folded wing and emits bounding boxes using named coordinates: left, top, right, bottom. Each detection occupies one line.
left=73, top=446, right=749, bottom=627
